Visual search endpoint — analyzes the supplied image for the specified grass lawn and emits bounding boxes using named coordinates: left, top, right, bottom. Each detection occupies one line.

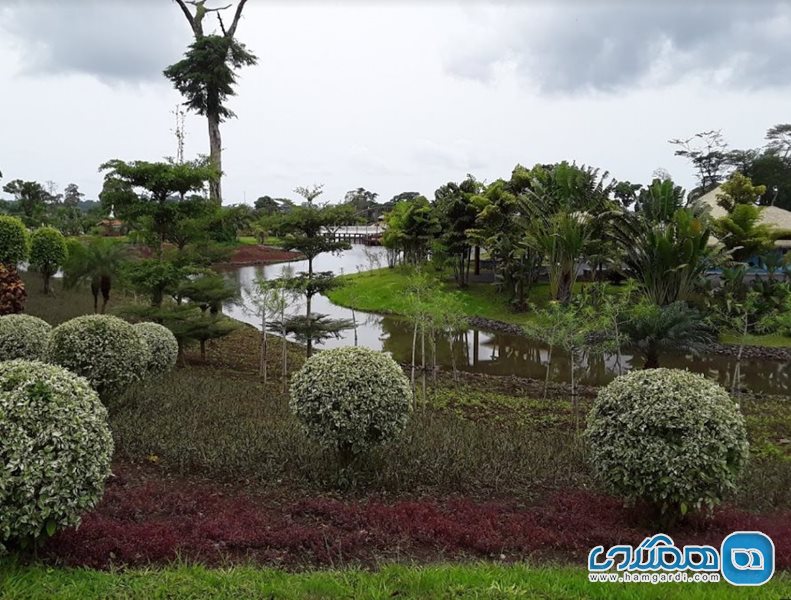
left=329, top=267, right=791, bottom=349
left=327, top=267, right=558, bottom=326
left=3, top=562, right=789, bottom=600
left=236, top=235, right=287, bottom=248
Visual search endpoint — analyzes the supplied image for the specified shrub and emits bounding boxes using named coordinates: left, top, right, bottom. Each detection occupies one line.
left=29, top=226, right=67, bottom=294
left=47, top=314, right=149, bottom=400
left=0, top=314, right=52, bottom=361
left=0, top=360, right=113, bottom=552
left=0, top=215, right=29, bottom=266
left=0, top=264, right=26, bottom=315
left=134, top=321, right=178, bottom=377
left=585, top=368, right=749, bottom=518
left=289, top=347, right=412, bottom=458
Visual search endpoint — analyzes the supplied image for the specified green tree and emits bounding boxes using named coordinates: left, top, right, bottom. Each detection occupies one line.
left=610, top=180, right=719, bottom=305
left=382, top=195, right=440, bottom=266
left=1, top=180, right=52, bottom=226
left=714, top=203, right=775, bottom=262
left=433, top=175, right=485, bottom=287
left=669, top=130, right=729, bottom=197
left=99, top=159, right=217, bottom=255
left=716, top=171, right=767, bottom=212
left=621, top=300, right=715, bottom=369
left=0, top=215, right=30, bottom=267
left=167, top=0, right=256, bottom=203
left=29, top=226, right=67, bottom=294
left=62, top=238, right=127, bottom=313
left=278, top=184, right=354, bottom=357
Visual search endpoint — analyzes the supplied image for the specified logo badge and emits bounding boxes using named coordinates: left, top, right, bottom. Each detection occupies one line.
left=721, top=531, right=775, bottom=586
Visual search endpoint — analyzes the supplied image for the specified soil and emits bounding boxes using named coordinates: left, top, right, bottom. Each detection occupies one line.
left=219, top=245, right=304, bottom=267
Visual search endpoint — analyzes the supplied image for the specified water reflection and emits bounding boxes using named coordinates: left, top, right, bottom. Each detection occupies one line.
left=223, top=245, right=790, bottom=396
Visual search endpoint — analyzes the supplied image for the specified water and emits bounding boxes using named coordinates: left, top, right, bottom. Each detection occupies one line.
left=223, top=245, right=791, bottom=396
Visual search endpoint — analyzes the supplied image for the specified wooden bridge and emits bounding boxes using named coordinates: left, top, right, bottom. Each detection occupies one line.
left=324, top=226, right=383, bottom=246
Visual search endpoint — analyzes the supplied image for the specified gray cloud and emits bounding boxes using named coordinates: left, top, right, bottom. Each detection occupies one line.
left=445, top=2, right=791, bottom=93
left=0, top=1, right=190, bottom=84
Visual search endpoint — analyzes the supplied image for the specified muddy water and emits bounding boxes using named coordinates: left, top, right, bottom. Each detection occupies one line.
left=223, top=245, right=791, bottom=396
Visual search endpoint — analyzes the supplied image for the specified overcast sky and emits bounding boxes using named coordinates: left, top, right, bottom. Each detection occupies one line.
left=1, top=0, right=790, bottom=204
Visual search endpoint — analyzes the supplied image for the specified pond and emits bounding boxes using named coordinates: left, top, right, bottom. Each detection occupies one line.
left=223, top=245, right=791, bottom=396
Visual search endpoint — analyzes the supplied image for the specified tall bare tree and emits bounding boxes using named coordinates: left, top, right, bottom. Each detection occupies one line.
left=167, top=0, right=256, bottom=204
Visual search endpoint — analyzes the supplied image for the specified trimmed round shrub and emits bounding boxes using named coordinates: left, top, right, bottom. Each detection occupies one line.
left=585, top=368, right=749, bottom=517
left=0, top=216, right=29, bottom=267
left=0, top=360, right=113, bottom=552
left=47, top=314, right=149, bottom=400
left=0, top=314, right=51, bottom=361
left=134, top=321, right=178, bottom=377
left=30, top=226, right=67, bottom=294
left=0, top=265, right=26, bottom=315
left=290, top=347, right=413, bottom=456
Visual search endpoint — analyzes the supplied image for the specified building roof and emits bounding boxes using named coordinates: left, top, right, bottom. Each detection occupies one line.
left=698, top=185, right=791, bottom=247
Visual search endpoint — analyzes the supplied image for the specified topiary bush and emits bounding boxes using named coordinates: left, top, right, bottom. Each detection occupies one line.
left=0, top=215, right=29, bottom=267
left=0, top=314, right=52, bottom=361
left=47, top=314, right=149, bottom=400
left=0, top=360, right=113, bottom=552
left=290, top=347, right=412, bottom=460
left=30, top=226, right=67, bottom=294
left=0, top=264, right=26, bottom=315
left=585, top=368, right=749, bottom=519
left=134, top=321, right=178, bottom=377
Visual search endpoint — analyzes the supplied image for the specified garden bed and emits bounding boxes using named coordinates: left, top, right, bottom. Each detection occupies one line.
left=35, top=461, right=791, bottom=571
left=218, top=244, right=303, bottom=267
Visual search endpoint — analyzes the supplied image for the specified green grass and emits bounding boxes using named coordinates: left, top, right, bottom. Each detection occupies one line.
left=236, top=235, right=286, bottom=248
left=327, top=268, right=550, bottom=326
left=719, top=332, right=791, bottom=348
left=2, top=562, right=789, bottom=599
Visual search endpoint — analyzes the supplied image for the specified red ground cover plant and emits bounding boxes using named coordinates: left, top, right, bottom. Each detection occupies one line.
left=41, top=463, right=791, bottom=570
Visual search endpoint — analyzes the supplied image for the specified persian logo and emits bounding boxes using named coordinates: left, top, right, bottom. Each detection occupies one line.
left=588, top=531, right=775, bottom=586
left=720, top=531, right=775, bottom=586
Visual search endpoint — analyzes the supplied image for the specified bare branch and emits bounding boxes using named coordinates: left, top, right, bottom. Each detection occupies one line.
left=217, top=12, right=228, bottom=36
left=173, top=0, right=197, bottom=34
left=205, top=3, right=232, bottom=12
left=226, top=0, right=248, bottom=38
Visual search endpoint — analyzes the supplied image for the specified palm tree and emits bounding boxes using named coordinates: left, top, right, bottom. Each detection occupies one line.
left=63, top=238, right=127, bottom=313
left=610, top=180, right=721, bottom=306
left=622, top=301, right=716, bottom=369
left=714, top=203, right=775, bottom=262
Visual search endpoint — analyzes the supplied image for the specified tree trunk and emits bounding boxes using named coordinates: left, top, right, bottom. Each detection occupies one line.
left=260, top=310, right=268, bottom=384
left=543, top=345, right=553, bottom=400
left=474, top=245, right=480, bottom=275
left=410, top=320, right=418, bottom=396
left=208, top=112, right=223, bottom=204
left=100, top=276, right=111, bottom=313
left=644, top=346, right=660, bottom=369
left=42, top=272, right=51, bottom=295
left=281, top=318, right=288, bottom=394
left=200, top=339, right=206, bottom=361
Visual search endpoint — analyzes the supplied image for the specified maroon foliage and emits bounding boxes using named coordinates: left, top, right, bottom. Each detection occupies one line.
left=41, top=464, right=791, bottom=570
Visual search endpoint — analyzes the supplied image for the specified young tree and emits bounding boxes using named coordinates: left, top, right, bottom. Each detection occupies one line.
left=29, top=226, right=67, bottom=294
left=62, top=238, right=127, bottom=313
left=166, top=0, right=257, bottom=204
left=278, top=184, right=354, bottom=356
left=244, top=276, right=288, bottom=383
left=621, top=300, right=715, bottom=369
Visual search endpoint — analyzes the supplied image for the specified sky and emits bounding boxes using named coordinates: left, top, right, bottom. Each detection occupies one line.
left=1, top=0, right=790, bottom=205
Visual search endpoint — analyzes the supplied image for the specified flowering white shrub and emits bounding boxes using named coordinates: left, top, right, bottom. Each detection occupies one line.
left=290, top=347, right=412, bottom=456
left=47, top=314, right=149, bottom=400
left=585, top=368, right=749, bottom=517
left=0, top=360, right=113, bottom=552
left=134, top=321, right=178, bottom=377
left=0, top=314, right=51, bottom=361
